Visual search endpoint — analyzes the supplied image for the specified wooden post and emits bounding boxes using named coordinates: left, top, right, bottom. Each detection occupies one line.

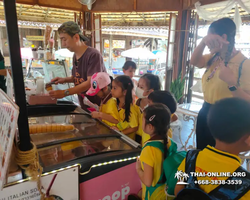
left=177, top=10, right=191, bottom=78
left=134, top=0, right=137, bottom=11
left=109, top=34, right=113, bottom=69
left=165, top=13, right=172, bottom=91
left=74, top=13, right=77, bottom=23
left=84, top=12, right=93, bottom=47
left=165, top=13, right=177, bottom=91
left=181, top=10, right=191, bottom=79
left=187, top=12, right=199, bottom=103
left=91, top=13, right=94, bottom=47
left=172, top=10, right=182, bottom=81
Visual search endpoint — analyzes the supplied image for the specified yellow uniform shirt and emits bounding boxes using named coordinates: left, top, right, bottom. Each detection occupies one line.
left=99, top=94, right=119, bottom=127
left=116, top=104, right=139, bottom=140
left=178, top=145, right=250, bottom=200
left=202, top=52, right=250, bottom=104
left=140, top=138, right=173, bottom=200
left=140, top=145, right=165, bottom=200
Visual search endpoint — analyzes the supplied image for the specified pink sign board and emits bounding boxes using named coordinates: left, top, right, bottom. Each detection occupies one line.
left=80, top=163, right=141, bottom=200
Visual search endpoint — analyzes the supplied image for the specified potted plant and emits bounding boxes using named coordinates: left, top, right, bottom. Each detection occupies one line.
left=170, top=74, right=185, bottom=103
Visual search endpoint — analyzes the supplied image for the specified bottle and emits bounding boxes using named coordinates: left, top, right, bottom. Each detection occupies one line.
left=36, top=77, right=44, bottom=95
left=45, top=82, right=53, bottom=91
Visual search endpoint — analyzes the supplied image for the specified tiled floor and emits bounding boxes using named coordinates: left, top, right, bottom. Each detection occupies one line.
left=172, top=112, right=249, bottom=171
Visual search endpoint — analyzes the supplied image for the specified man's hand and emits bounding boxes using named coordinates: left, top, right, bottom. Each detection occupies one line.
left=51, top=77, right=66, bottom=84
left=0, top=69, right=11, bottom=76
left=49, top=90, right=65, bottom=99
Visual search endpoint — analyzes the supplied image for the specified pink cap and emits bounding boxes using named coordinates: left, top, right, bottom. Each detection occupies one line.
left=86, top=72, right=111, bottom=96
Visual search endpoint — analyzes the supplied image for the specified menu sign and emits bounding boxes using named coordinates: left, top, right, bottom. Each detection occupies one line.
left=6, top=70, right=13, bottom=100
left=26, top=36, right=44, bottom=41
left=0, top=89, right=19, bottom=189
left=1, top=166, right=79, bottom=200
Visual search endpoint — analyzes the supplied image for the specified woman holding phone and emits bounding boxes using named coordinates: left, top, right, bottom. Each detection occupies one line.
left=191, top=18, right=250, bottom=149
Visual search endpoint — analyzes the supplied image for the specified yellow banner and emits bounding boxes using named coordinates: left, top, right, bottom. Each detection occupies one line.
left=26, top=35, right=44, bottom=41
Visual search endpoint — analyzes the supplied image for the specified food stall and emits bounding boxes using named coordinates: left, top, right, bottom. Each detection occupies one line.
left=1, top=102, right=141, bottom=199
left=1, top=1, right=142, bottom=199
left=29, top=112, right=141, bottom=199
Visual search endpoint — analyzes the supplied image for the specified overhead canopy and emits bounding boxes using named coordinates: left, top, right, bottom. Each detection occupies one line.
left=0, top=0, right=229, bottom=12
left=0, top=2, right=75, bottom=24
left=100, top=12, right=177, bottom=26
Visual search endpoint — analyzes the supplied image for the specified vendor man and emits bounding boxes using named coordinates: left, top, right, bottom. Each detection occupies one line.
left=49, top=21, right=106, bottom=110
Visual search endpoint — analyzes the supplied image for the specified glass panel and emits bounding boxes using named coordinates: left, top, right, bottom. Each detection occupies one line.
left=112, top=40, right=125, bottom=49
left=39, top=137, right=132, bottom=167
left=29, top=114, right=117, bottom=145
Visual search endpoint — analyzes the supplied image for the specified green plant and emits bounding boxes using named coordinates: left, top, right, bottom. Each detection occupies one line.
left=170, top=74, right=185, bottom=102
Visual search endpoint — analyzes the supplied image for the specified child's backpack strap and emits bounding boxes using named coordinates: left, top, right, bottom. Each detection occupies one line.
left=142, top=140, right=165, bottom=200
left=237, top=58, right=247, bottom=86
left=184, top=149, right=200, bottom=188
left=142, top=140, right=164, bottom=154
left=185, top=149, right=200, bottom=175
left=209, top=166, right=250, bottom=200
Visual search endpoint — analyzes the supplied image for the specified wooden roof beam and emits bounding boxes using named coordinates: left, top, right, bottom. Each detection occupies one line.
left=142, top=13, right=146, bottom=23
left=18, top=5, right=23, bottom=17
left=44, top=8, right=49, bottom=20
left=0, top=0, right=227, bottom=12
left=121, top=14, right=126, bottom=23
left=3, top=0, right=86, bottom=12
left=86, top=0, right=182, bottom=12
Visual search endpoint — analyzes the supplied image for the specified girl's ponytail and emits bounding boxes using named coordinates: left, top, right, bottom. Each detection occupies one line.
left=124, top=82, right=133, bottom=122
left=114, top=75, right=134, bottom=122
left=224, top=32, right=235, bottom=67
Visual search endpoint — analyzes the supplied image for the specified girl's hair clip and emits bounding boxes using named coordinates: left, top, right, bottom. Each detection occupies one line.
left=149, top=115, right=156, bottom=121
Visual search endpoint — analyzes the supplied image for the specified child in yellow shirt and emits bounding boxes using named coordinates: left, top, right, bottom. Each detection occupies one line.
left=136, top=103, right=172, bottom=200
left=122, top=61, right=138, bottom=92
left=111, top=75, right=139, bottom=140
left=138, top=91, right=177, bottom=145
left=148, top=90, right=178, bottom=137
left=175, top=98, right=250, bottom=200
left=87, top=72, right=119, bottom=127
left=135, top=74, right=161, bottom=144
